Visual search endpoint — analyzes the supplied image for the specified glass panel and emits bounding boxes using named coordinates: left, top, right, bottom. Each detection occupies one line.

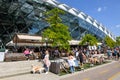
left=8, top=3, right=18, bottom=13
left=33, top=0, right=43, bottom=4
left=21, top=3, right=33, bottom=14
left=18, top=0, right=26, bottom=4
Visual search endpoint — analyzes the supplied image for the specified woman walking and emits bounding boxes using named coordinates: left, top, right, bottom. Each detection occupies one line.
left=43, top=50, right=51, bottom=74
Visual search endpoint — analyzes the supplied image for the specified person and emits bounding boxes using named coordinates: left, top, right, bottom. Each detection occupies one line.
left=43, top=50, right=51, bottom=74
left=23, top=48, right=30, bottom=60
left=54, top=49, right=60, bottom=58
left=78, top=50, right=84, bottom=69
left=113, top=48, right=118, bottom=60
left=67, top=54, right=75, bottom=73
left=116, top=48, right=120, bottom=60
left=75, top=49, right=79, bottom=60
left=30, top=49, right=36, bottom=59
left=107, top=48, right=112, bottom=60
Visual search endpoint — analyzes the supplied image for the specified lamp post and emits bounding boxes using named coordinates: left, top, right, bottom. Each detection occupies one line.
left=0, top=39, right=5, bottom=49
left=0, top=39, right=2, bottom=49
left=15, top=29, right=18, bottom=52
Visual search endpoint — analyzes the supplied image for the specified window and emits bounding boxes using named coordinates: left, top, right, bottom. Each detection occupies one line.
left=21, top=3, right=33, bottom=14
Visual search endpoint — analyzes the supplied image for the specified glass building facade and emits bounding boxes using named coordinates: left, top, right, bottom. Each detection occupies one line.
left=0, top=0, right=116, bottom=48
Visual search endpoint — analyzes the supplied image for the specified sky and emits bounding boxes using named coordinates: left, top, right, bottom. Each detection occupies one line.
left=58, top=0, right=120, bottom=37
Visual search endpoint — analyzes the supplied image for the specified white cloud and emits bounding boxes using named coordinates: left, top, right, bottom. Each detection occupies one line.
left=97, top=6, right=107, bottom=12
left=97, top=7, right=102, bottom=12
left=116, top=25, right=120, bottom=28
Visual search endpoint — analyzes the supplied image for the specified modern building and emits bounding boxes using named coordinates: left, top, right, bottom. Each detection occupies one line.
left=0, top=0, right=116, bottom=48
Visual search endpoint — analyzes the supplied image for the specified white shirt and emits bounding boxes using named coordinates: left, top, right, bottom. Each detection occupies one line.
left=68, top=57, right=75, bottom=66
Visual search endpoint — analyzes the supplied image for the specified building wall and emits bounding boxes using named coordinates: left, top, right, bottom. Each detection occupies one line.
left=0, top=0, right=115, bottom=48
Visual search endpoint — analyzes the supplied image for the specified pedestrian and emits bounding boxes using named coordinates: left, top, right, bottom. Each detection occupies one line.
left=78, top=50, right=84, bottom=69
left=30, top=49, right=36, bottom=59
left=67, top=54, right=75, bottom=73
left=113, top=48, right=118, bottom=60
left=43, top=50, right=51, bottom=74
left=116, top=48, right=120, bottom=60
left=107, top=48, right=112, bottom=60
left=23, top=48, right=30, bottom=60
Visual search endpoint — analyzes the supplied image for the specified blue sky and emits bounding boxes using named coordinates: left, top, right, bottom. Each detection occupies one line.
left=58, top=0, right=120, bottom=37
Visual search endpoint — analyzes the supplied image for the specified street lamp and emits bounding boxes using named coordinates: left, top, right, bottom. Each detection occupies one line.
left=0, top=39, right=5, bottom=50
left=0, top=39, right=2, bottom=49
left=14, top=29, right=18, bottom=52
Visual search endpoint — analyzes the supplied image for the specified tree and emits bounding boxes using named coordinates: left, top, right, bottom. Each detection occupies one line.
left=116, top=36, right=120, bottom=46
left=42, top=8, right=72, bottom=50
left=104, top=36, right=116, bottom=48
left=79, top=34, right=98, bottom=46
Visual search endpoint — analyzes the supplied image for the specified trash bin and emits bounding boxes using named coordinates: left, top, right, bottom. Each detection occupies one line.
left=50, top=59, right=64, bottom=74
left=50, top=62, right=60, bottom=74
left=0, top=49, right=5, bottom=62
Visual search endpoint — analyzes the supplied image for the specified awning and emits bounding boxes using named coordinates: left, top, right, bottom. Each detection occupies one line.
left=6, top=41, right=47, bottom=46
left=6, top=34, right=45, bottom=47
left=17, top=34, right=42, bottom=41
left=68, top=40, right=80, bottom=45
left=13, top=34, right=42, bottom=43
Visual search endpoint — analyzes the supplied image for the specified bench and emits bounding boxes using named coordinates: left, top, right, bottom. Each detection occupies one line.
left=4, top=52, right=41, bottom=62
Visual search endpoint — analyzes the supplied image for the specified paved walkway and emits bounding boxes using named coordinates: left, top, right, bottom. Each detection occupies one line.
left=0, top=60, right=119, bottom=80
left=60, top=60, right=120, bottom=80
left=0, top=60, right=60, bottom=80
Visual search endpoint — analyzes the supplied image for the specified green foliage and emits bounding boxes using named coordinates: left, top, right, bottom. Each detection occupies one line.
left=45, top=8, right=64, bottom=25
left=104, top=36, right=116, bottom=48
left=80, top=34, right=98, bottom=46
left=42, top=8, right=72, bottom=50
left=116, top=36, right=120, bottom=46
